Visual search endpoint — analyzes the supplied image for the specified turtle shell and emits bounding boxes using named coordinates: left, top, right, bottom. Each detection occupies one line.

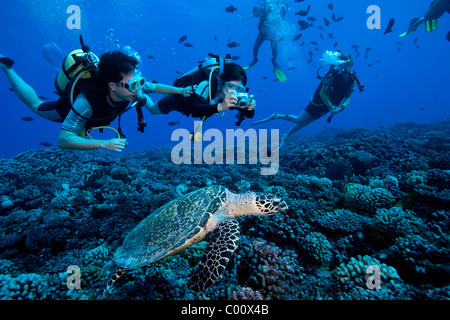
left=113, top=185, right=228, bottom=270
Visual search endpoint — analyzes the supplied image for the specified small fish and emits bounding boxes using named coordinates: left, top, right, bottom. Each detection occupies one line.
left=413, top=38, right=418, bottom=44
left=332, top=12, right=344, bottom=22
left=295, top=5, right=310, bottom=16
left=333, top=42, right=339, bottom=48
left=21, top=116, right=35, bottom=121
left=293, top=34, right=303, bottom=41
left=168, top=121, right=180, bottom=126
left=214, top=36, right=218, bottom=41
left=225, top=5, right=237, bottom=13
left=328, top=33, right=334, bottom=39
left=308, top=51, right=313, bottom=58
left=147, top=55, right=155, bottom=59
left=384, top=18, right=395, bottom=35
left=320, top=33, right=324, bottom=40
left=183, top=42, right=194, bottom=48
left=328, top=4, right=334, bottom=10
left=307, top=16, right=317, bottom=23
left=324, top=17, right=331, bottom=26
left=297, top=20, right=311, bottom=30
left=299, top=41, right=305, bottom=46
left=420, top=107, right=425, bottom=111
left=178, top=35, right=187, bottom=43
left=310, top=41, right=319, bottom=45
left=287, top=67, right=296, bottom=71
left=226, top=41, right=240, bottom=48
left=231, top=56, right=240, bottom=61
left=39, top=142, right=52, bottom=147
left=397, top=47, right=402, bottom=53
left=261, top=76, right=268, bottom=79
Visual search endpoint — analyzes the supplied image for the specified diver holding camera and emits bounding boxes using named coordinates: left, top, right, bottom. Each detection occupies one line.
left=146, top=57, right=256, bottom=127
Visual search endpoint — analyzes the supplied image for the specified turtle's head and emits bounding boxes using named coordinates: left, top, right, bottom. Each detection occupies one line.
left=225, top=190, right=288, bottom=217
left=253, top=193, right=288, bottom=216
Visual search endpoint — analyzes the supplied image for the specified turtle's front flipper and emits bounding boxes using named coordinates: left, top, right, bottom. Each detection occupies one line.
left=94, top=267, right=125, bottom=299
left=190, top=219, right=240, bottom=292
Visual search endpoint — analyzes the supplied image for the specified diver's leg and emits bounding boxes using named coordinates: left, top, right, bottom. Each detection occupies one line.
left=0, top=62, right=42, bottom=114
left=270, top=41, right=279, bottom=69
left=283, top=111, right=316, bottom=138
left=251, top=112, right=301, bottom=126
left=246, top=32, right=265, bottom=68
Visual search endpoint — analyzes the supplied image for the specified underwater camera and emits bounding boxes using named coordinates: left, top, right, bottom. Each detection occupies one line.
left=236, top=92, right=253, bottom=109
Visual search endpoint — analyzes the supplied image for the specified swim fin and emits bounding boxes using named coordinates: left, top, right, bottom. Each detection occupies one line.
left=0, top=55, right=14, bottom=68
left=399, top=17, right=424, bottom=37
left=243, top=65, right=251, bottom=71
left=425, top=19, right=438, bottom=32
left=274, top=67, right=287, bottom=83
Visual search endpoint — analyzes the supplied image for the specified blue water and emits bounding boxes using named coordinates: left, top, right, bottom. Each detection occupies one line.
left=0, top=0, right=449, bottom=158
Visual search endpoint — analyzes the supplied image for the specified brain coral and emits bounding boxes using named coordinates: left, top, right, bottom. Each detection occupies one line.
left=335, top=255, right=400, bottom=287
left=344, top=184, right=395, bottom=213
left=300, top=232, right=333, bottom=268
left=314, top=209, right=369, bottom=233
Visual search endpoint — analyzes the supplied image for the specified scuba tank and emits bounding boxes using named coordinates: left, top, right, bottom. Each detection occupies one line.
left=49, top=35, right=100, bottom=96
left=173, top=53, right=231, bottom=103
left=43, top=35, right=147, bottom=137
left=42, top=42, right=67, bottom=71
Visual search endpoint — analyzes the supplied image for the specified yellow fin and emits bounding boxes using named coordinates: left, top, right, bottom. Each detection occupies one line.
left=274, top=67, right=287, bottom=83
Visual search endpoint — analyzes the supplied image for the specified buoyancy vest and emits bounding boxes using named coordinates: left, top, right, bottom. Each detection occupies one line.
left=312, top=70, right=356, bottom=106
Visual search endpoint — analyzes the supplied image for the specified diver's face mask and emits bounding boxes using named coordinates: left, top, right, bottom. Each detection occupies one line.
left=335, top=61, right=352, bottom=73
left=224, top=81, right=246, bottom=93
left=116, top=72, right=146, bottom=93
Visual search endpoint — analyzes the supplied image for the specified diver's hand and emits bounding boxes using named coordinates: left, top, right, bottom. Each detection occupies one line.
left=248, top=95, right=256, bottom=111
left=103, top=138, right=128, bottom=152
left=329, top=105, right=341, bottom=115
left=180, top=87, right=193, bottom=97
left=219, top=90, right=237, bottom=111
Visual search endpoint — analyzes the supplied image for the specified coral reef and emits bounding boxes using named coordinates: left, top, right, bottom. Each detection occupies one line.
left=0, top=120, right=449, bottom=301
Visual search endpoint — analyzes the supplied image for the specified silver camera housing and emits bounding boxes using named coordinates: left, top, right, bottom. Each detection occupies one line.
left=236, top=92, right=252, bottom=109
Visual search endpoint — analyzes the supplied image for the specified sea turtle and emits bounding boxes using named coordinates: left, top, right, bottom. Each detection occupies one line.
left=99, top=185, right=287, bottom=296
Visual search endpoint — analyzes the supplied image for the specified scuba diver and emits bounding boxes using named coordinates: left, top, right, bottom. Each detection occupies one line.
left=244, top=0, right=289, bottom=82
left=251, top=51, right=364, bottom=145
left=146, top=54, right=256, bottom=139
left=0, top=37, right=190, bottom=153
left=399, top=0, right=450, bottom=40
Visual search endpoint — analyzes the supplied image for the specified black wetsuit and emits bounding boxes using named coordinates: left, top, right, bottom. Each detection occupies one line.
left=38, top=78, right=129, bottom=134
left=305, top=70, right=356, bottom=118
left=157, top=69, right=255, bottom=123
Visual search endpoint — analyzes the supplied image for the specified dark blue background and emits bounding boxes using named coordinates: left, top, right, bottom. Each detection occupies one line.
left=0, top=0, right=449, bottom=158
